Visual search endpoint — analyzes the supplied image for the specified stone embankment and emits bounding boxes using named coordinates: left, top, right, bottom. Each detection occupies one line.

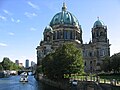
left=35, top=74, right=108, bottom=90
left=35, top=74, right=70, bottom=90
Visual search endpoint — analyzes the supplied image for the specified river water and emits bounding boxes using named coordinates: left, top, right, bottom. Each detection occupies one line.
left=0, top=75, right=62, bottom=90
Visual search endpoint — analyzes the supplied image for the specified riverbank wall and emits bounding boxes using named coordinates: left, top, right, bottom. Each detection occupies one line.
left=35, top=74, right=102, bottom=90
left=35, top=74, right=120, bottom=90
left=35, top=74, right=70, bottom=90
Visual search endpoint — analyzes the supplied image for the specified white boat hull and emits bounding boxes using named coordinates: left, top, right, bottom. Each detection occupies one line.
left=20, top=77, right=28, bottom=82
left=19, top=72, right=28, bottom=82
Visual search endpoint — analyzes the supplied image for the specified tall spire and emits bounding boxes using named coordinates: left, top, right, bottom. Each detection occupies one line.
left=62, top=2, right=67, bottom=11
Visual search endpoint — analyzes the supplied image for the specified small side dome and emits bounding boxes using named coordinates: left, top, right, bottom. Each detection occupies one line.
left=93, top=18, right=105, bottom=28
left=44, top=26, right=53, bottom=33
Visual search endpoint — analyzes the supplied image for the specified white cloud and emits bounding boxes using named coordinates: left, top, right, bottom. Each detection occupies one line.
left=3, top=10, right=9, bottom=14
left=3, top=9, right=12, bottom=15
left=3, top=10, right=20, bottom=23
left=8, top=32, right=14, bottom=36
left=27, top=1, right=39, bottom=10
left=30, top=27, right=36, bottom=31
left=11, top=17, right=15, bottom=22
left=11, top=17, right=20, bottom=23
left=24, top=12, right=37, bottom=18
left=16, top=19, right=20, bottom=23
left=0, top=15, right=7, bottom=21
left=0, top=43, right=8, bottom=47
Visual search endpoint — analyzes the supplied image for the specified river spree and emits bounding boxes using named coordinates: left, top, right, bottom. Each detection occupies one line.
left=0, top=75, right=62, bottom=90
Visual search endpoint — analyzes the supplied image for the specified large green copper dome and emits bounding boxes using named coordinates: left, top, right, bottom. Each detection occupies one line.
left=50, top=3, right=80, bottom=27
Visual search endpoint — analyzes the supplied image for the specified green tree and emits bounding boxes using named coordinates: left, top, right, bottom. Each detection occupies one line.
left=0, top=63, right=3, bottom=71
left=42, top=43, right=84, bottom=80
left=110, top=53, right=120, bottom=73
left=42, top=53, right=54, bottom=79
left=1, top=57, right=21, bottom=70
left=1, top=57, right=11, bottom=70
left=101, top=56, right=111, bottom=72
left=10, top=63, right=19, bottom=70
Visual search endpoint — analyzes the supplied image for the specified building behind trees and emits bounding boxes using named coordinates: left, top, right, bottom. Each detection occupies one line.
left=36, top=3, right=110, bottom=72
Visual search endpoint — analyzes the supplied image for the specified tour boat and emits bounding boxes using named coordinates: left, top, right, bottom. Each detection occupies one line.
left=19, top=72, right=28, bottom=82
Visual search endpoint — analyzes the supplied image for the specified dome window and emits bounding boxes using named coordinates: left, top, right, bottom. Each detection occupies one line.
left=100, top=32, right=104, bottom=36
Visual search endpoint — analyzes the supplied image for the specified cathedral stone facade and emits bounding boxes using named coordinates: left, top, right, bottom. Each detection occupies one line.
left=36, top=3, right=110, bottom=72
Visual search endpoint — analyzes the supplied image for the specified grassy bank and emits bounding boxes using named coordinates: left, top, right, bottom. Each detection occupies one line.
left=98, top=73, right=120, bottom=81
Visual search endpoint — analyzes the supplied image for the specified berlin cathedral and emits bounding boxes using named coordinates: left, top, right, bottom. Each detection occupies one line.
left=36, top=3, right=110, bottom=72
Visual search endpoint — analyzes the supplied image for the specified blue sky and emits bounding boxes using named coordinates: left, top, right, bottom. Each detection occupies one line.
left=0, top=0, right=120, bottom=66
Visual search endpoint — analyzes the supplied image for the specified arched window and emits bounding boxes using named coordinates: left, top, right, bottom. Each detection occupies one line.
left=77, top=33, right=79, bottom=40
left=89, top=52, right=92, bottom=57
left=67, top=31, right=70, bottom=39
left=96, top=31, right=99, bottom=37
left=72, top=31, right=75, bottom=39
left=64, top=31, right=67, bottom=39
left=53, top=31, right=56, bottom=40
left=76, top=31, right=78, bottom=39
left=100, top=49, right=105, bottom=56
left=70, top=31, right=72, bottom=39
left=92, top=32, right=95, bottom=38
left=57, top=31, right=60, bottom=39
left=100, top=31, right=104, bottom=36
left=90, top=61, right=92, bottom=64
left=84, top=61, right=86, bottom=66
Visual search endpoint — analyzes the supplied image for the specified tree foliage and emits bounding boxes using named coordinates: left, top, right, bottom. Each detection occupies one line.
left=110, top=53, right=120, bottom=73
left=42, top=43, right=84, bottom=80
left=101, top=53, right=120, bottom=73
left=1, top=57, right=11, bottom=70
left=1, top=57, right=21, bottom=70
left=101, top=56, right=111, bottom=72
left=0, top=63, right=3, bottom=71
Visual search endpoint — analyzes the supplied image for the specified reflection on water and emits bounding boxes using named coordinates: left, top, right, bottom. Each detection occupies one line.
left=0, top=75, right=63, bottom=90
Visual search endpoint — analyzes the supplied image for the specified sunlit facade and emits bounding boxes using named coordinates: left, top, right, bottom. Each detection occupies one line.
left=36, top=3, right=110, bottom=72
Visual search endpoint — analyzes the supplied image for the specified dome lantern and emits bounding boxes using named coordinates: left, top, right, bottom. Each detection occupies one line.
left=62, top=2, right=67, bottom=11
